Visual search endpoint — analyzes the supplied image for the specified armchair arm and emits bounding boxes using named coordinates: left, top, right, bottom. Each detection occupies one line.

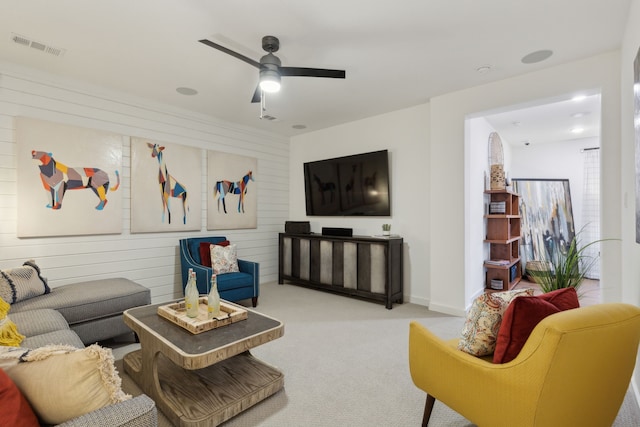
left=237, top=259, right=259, bottom=293
left=56, top=395, right=157, bottom=427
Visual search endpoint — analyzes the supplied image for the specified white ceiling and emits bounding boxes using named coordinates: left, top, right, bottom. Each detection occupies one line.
left=484, top=93, right=602, bottom=147
left=0, top=0, right=628, bottom=138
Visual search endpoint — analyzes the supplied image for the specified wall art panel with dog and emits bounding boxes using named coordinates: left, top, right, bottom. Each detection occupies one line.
left=207, top=150, right=257, bottom=230
left=16, top=117, right=124, bottom=238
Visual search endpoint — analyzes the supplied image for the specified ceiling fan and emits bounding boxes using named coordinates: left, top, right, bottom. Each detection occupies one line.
left=199, top=35, right=346, bottom=103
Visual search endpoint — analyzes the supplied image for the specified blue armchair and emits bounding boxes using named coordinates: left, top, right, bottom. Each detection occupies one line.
left=179, top=237, right=259, bottom=307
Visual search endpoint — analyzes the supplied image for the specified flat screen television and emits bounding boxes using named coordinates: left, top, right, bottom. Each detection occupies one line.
left=304, top=150, right=391, bottom=216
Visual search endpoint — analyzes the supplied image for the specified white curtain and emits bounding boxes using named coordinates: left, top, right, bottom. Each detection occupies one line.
left=581, top=148, right=600, bottom=279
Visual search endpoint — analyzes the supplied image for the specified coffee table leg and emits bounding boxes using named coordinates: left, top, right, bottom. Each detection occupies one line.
left=124, top=346, right=184, bottom=426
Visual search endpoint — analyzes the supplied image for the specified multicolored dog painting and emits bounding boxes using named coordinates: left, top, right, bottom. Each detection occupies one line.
left=214, top=171, right=254, bottom=214
left=31, top=150, right=120, bottom=210
left=147, top=142, right=189, bottom=224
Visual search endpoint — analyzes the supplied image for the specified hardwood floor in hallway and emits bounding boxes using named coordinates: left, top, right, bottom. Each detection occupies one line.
left=514, top=277, right=600, bottom=306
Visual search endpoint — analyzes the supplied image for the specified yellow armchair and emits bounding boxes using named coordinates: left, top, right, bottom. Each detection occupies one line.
left=409, top=303, right=640, bottom=427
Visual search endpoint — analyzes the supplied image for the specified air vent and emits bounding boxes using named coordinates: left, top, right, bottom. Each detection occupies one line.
left=11, top=33, right=66, bottom=57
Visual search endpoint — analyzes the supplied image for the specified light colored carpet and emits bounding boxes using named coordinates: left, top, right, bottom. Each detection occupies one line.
left=111, top=282, right=640, bottom=426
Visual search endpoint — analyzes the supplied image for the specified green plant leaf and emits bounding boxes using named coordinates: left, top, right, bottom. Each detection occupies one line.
left=528, top=226, right=613, bottom=293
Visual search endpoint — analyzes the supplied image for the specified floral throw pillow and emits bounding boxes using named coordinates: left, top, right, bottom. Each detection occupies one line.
left=457, top=288, right=534, bottom=356
left=211, top=244, right=240, bottom=275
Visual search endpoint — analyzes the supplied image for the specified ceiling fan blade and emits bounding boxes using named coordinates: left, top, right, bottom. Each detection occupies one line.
left=280, top=67, right=345, bottom=79
left=251, top=85, right=261, bottom=103
left=198, top=39, right=262, bottom=69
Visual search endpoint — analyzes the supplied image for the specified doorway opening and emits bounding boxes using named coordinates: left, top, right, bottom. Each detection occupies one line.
left=466, top=91, right=602, bottom=303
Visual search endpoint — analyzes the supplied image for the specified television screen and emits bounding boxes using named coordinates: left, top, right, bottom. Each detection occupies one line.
left=304, top=150, right=390, bottom=216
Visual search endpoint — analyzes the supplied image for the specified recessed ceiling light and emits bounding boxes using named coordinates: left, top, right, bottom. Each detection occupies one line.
left=571, top=111, right=590, bottom=118
left=292, top=124, right=307, bottom=130
left=571, top=127, right=584, bottom=134
left=521, top=49, right=553, bottom=64
left=512, top=121, right=521, bottom=127
left=476, top=65, right=492, bottom=74
left=176, top=87, right=198, bottom=96
left=572, top=95, right=587, bottom=102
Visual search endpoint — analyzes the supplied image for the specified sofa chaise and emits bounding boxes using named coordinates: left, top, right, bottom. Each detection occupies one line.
left=10, top=277, right=151, bottom=345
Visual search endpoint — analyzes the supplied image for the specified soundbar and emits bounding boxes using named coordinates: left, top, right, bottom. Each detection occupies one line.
left=322, top=227, right=353, bottom=237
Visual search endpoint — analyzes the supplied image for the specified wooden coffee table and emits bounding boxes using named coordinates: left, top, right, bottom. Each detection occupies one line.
left=122, top=300, right=284, bottom=427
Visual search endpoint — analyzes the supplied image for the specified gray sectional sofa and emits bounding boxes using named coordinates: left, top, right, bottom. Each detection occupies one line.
left=8, top=277, right=157, bottom=426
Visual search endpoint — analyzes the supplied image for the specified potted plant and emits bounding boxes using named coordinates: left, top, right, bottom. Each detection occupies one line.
left=382, top=224, right=391, bottom=236
left=528, top=229, right=607, bottom=294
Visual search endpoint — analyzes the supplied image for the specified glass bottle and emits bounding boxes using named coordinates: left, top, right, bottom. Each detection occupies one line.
left=208, top=274, right=221, bottom=319
left=185, top=270, right=199, bottom=318
left=184, top=268, right=193, bottom=309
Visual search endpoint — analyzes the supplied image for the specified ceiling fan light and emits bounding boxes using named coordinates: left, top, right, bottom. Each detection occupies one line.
left=260, top=69, right=281, bottom=93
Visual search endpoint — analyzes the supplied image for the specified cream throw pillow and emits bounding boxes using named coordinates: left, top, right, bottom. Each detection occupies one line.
left=2, top=344, right=131, bottom=425
left=211, top=243, right=240, bottom=274
left=457, top=288, right=534, bottom=356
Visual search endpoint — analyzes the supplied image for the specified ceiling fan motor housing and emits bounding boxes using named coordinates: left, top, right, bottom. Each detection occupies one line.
left=262, top=35, right=280, bottom=53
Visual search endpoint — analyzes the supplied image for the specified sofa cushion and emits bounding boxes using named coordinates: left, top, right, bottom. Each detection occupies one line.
left=493, top=287, right=580, bottom=364
left=211, top=244, right=240, bottom=274
left=199, top=240, right=230, bottom=267
left=217, top=272, right=255, bottom=291
left=0, top=260, right=50, bottom=304
left=10, top=278, right=150, bottom=326
left=0, top=368, right=39, bottom=427
left=9, top=308, right=84, bottom=349
left=457, top=288, right=534, bottom=356
left=22, top=329, right=85, bottom=350
left=9, top=308, right=70, bottom=338
left=2, top=344, right=131, bottom=425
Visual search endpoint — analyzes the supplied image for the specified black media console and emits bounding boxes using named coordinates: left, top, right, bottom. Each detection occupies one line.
left=278, top=232, right=403, bottom=309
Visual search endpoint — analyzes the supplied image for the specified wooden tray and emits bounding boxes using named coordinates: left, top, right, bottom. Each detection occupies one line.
left=157, top=297, right=248, bottom=334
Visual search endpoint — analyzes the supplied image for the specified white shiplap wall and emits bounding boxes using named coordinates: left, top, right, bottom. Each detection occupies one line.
left=0, top=64, right=289, bottom=303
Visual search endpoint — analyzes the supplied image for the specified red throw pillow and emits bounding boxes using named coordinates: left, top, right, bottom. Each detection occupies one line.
left=198, top=241, right=231, bottom=267
left=0, top=368, right=40, bottom=427
left=493, top=287, right=580, bottom=364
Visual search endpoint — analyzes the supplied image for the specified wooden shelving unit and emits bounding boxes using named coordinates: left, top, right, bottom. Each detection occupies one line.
left=484, top=190, right=522, bottom=291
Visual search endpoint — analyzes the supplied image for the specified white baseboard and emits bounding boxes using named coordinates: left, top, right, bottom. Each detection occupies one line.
left=427, top=302, right=466, bottom=317
left=407, top=295, right=429, bottom=307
